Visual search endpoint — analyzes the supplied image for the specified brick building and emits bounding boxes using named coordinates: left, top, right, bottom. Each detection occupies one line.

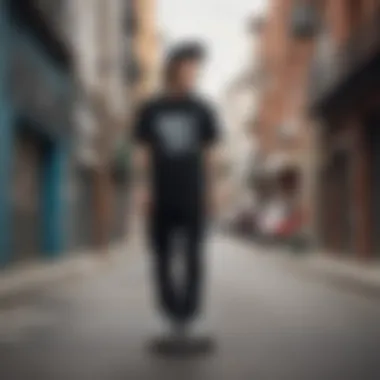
left=254, top=0, right=319, bottom=240
left=132, top=0, right=159, bottom=101
left=310, top=0, right=380, bottom=259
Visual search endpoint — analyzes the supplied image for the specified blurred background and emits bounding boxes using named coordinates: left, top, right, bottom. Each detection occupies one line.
left=1, top=0, right=380, bottom=378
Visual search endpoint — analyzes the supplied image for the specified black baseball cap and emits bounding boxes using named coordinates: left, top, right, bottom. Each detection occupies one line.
left=166, top=41, right=207, bottom=65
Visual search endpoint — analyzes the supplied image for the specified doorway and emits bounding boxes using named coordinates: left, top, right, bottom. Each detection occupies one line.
left=11, top=123, right=45, bottom=262
left=366, top=113, right=380, bottom=256
left=322, top=150, right=353, bottom=254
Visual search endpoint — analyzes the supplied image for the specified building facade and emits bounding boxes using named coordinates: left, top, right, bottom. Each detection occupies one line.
left=254, top=0, right=319, bottom=240
left=309, top=0, right=380, bottom=259
left=0, top=0, right=73, bottom=266
left=66, top=0, right=141, bottom=248
left=219, top=16, right=265, bottom=218
left=132, top=0, right=159, bottom=102
left=222, top=74, right=261, bottom=213
left=0, top=0, right=141, bottom=265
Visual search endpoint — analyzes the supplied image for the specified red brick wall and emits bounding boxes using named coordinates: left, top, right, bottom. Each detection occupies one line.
left=316, top=0, right=379, bottom=258
left=257, top=0, right=315, bottom=156
left=255, top=0, right=317, bottom=232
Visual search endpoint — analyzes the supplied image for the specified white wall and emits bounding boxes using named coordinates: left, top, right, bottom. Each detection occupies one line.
left=220, top=68, right=262, bottom=214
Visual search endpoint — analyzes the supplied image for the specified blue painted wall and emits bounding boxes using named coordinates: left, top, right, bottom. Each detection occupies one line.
left=0, top=3, right=72, bottom=265
left=42, top=142, right=68, bottom=257
left=13, top=31, right=71, bottom=259
left=0, top=1, right=14, bottom=266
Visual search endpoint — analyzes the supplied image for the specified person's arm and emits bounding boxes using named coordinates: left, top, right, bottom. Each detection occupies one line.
left=206, top=146, right=223, bottom=215
left=132, top=103, right=153, bottom=215
left=202, top=104, right=221, bottom=215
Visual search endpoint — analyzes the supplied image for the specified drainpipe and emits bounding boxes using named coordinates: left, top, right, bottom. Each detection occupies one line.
left=0, top=0, right=14, bottom=266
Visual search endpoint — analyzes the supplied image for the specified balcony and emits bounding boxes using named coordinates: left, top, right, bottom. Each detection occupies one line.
left=309, top=7, right=380, bottom=114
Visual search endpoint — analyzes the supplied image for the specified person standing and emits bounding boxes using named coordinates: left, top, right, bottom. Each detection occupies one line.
left=133, top=42, right=220, bottom=336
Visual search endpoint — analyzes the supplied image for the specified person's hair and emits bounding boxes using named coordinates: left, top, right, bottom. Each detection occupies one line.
left=164, top=42, right=206, bottom=85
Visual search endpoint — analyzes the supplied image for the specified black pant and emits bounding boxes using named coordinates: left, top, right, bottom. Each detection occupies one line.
left=150, top=207, right=204, bottom=324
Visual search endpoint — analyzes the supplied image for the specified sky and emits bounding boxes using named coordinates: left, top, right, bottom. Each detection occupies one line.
left=158, top=0, right=268, bottom=100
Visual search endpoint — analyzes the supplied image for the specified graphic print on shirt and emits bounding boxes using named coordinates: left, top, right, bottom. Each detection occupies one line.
left=156, top=112, right=197, bottom=155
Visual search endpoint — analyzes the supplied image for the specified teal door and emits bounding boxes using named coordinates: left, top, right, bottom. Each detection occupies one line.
left=12, top=126, right=43, bottom=262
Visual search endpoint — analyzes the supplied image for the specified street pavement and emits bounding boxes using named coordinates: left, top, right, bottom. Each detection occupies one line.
left=1, top=234, right=380, bottom=380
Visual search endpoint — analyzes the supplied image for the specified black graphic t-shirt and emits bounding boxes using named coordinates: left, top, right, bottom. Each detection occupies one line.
left=134, top=95, right=219, bottom=213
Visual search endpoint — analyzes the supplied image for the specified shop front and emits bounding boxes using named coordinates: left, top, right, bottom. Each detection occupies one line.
left=311, top=8, right=380, bottom=259
left=0, top=0, right=72, bottom=266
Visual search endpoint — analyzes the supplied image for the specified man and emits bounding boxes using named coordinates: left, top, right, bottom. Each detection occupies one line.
left=133, top=42, right=220, bottom=337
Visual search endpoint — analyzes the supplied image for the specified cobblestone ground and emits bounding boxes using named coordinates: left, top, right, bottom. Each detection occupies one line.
left=1, top=234, right=380, bottom=380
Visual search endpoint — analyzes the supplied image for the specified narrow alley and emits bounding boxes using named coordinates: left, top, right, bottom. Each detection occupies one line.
left=2, top=1, right=380, bottom=378
left=1, top=234, right=380, bottom=380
